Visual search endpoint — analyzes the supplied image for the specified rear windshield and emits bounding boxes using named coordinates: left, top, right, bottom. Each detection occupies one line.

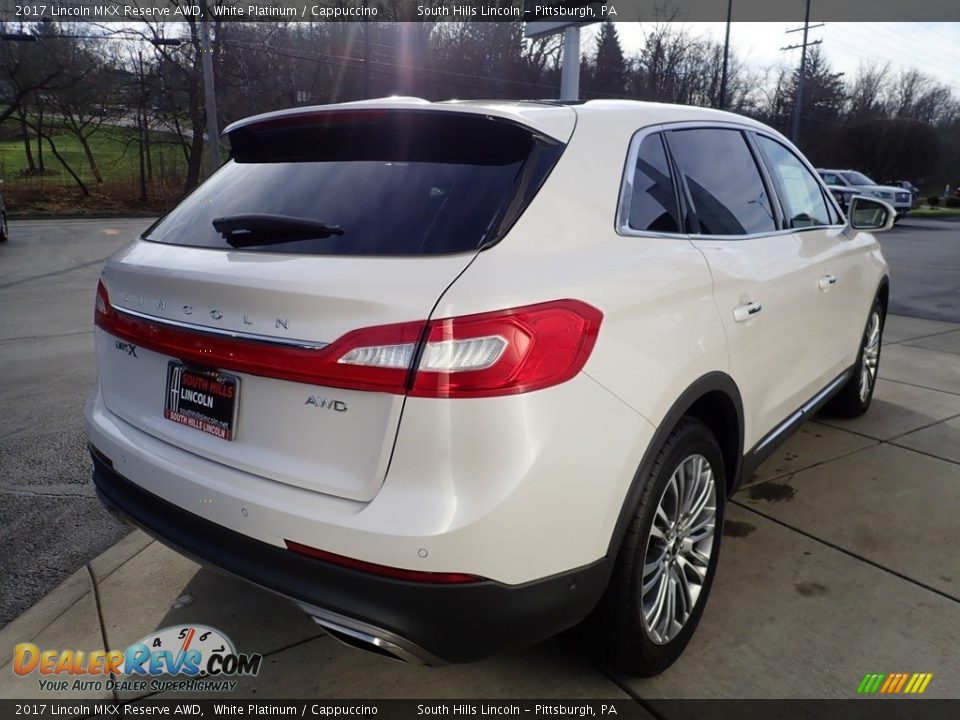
left=143, top=110, right=563, bottom=256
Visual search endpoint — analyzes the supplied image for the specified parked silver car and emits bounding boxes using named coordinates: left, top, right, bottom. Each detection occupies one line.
left=817, top=169, right=911, bottom=219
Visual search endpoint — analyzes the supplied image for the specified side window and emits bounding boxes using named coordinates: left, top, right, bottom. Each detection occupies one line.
left=625, top=133, right=681, bottom=233
left=820, top=172, right=841, bottom=185
left=755, top=136, right=833, bottom=229
left=666, top=128, right=775, bottom=236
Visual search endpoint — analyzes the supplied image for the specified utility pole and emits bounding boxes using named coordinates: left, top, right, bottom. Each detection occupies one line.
left=199, top=0, right=221, bottom=170
left=719, top=0, right=733, bottom=110
left=782, top=0, right=823, bottom=144
left=560, top=25, right=581, bottom=101
left=362, top=1, right=370, bottom=99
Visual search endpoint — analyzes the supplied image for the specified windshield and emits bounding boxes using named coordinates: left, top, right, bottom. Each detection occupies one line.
left=840, top=171, right=876, bottom=186
left=143, top=111, right=563, bottom=256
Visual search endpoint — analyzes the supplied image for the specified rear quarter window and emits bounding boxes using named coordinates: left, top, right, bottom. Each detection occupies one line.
left=623, top=133, right=681, bottom=234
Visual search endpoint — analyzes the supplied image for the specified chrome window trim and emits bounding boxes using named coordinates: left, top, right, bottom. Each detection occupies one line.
left=109, top=305, right=331, bottom=350
left=615, top=120, right=846, bottom=241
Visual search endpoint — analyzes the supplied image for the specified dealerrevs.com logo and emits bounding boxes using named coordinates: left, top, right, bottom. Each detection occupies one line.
left=13, top=625, right=262, bottom=693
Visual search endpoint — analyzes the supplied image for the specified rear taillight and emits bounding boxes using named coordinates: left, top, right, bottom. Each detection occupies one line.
left=413, top=301, right=602, bottom=398
left=95, top=279, right=111, bottom=321
left=336, top=300, right=601, bottom=398
left=95, top=280, right=601, bottom=397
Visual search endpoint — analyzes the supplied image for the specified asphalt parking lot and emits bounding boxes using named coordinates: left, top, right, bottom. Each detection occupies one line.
left=880, top=217, right=960, bottom=322
left=1, top=217, right=959, bottom=702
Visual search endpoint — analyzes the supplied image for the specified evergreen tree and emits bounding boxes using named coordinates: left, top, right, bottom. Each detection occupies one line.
left=592, top=21, right=626, bottom=98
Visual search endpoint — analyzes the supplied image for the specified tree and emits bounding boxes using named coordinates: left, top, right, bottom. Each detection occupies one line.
left=771, top=47, right=846, bottom=161
left=888, top=69, right=959, bottom=126
left=837, top=119, right=939, bottom=184
left=47, top=39, right=123, bottom=184
left=127, top=1, right=233, bottom=193
left=845, top=63, right=891, bottom=122
left=0, top=24, right=62, bottom=126
left=591, top=21, right=626, bottom=98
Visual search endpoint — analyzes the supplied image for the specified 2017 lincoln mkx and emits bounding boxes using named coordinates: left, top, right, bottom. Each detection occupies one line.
left=87, top=98, right=893, bottom=675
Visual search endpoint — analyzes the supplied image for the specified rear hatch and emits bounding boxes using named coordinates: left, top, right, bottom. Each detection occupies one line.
left=94, top=106, right=568, bottom=502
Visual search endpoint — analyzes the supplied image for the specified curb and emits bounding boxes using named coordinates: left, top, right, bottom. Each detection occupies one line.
left=0, top=531, right=153, bottom=648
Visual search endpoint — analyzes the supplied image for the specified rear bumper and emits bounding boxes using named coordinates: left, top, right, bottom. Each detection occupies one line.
left=90, top=445, right=612, bottom=664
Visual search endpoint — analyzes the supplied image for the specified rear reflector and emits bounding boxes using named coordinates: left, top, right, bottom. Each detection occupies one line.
left=95, top=281, right=601, bottom=397
left=284, top=540, right=483, bottom=584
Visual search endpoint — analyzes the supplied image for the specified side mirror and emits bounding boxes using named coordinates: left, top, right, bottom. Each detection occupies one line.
left=845, top=195, right=895, bottom=234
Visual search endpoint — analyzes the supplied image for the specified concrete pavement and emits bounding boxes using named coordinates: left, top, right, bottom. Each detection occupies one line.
left=2, top=312, right=959, bottom=702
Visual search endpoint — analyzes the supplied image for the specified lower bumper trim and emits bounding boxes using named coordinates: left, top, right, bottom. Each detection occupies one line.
left=89, top=444, right=613, bottom=663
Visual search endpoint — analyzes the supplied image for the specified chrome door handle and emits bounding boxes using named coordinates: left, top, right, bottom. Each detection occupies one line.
left=733, top=302, right=762, bottom=322
left=819, top=274, right=837, bottom=290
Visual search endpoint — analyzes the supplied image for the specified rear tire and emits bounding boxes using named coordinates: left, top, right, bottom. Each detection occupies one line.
left=0, top=213, right=7, bottom=243
left=587, top=417, right=725, bottom=676
left=823, top=298, right=884, bottom=418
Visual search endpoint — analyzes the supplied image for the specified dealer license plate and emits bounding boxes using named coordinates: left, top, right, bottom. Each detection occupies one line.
left=163, top=362, right=239, bottom=441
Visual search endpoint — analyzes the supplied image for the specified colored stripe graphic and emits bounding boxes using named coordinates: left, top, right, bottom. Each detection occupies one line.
left=858, top=674, right=885, bottom=694
left=893, top=674, right=909, bottom=693
left=858, top=673, right=932, bottom=694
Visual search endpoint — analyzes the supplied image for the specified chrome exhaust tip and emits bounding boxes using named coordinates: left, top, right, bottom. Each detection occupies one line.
left=310, top=618, right=412, bottom=663
left=299, top=605, right=441, bottom=666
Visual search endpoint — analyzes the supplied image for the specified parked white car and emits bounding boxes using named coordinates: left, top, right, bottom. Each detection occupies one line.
left=817, top=168, right=912, bottom=219
left=87, top=98, right=893, bottom=676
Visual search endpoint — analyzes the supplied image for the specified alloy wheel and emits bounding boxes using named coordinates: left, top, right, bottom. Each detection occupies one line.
left=859, top=310, right=881, bottom=403
left=641, top=454, right=717, bottom=645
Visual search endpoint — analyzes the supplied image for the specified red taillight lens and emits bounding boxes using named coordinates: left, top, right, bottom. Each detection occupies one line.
left=95, top=281, right=601, bottom=397
left=409, top=300, right=603, bottom=398
left=285, top=540, right=483, bottom=584
left=95, top=279, right=111, bottom=323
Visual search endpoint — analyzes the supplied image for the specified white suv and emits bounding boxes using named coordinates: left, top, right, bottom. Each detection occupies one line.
left=87, top=99, right=893, bottom=675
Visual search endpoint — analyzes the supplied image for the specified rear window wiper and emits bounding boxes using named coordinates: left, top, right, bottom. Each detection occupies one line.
left=212, top=214, right=344, bottom=247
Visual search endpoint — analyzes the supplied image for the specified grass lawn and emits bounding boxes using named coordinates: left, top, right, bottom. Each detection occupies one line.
left=911, top=206, right=960, bottom=218
left=0, top=122, right=189, bottom=186
left=0, top=120, right=205, bottom=216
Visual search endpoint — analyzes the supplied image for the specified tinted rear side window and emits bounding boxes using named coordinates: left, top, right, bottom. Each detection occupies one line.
left=667, top=128, right=775, bottom=236
left=625, top=133, right=681, bottom=233
left=143, top=111, right=563, bottom=255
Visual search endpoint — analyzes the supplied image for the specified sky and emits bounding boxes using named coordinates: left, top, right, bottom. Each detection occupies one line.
left=607, top=22, right=960, bottom=93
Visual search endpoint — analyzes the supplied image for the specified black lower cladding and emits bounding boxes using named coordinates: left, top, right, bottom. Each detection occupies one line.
left=89, top=446, right=613, bottom=663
